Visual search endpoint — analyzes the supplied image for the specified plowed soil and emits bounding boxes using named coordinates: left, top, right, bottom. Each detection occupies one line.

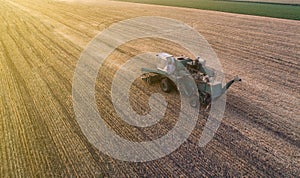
left=0, top=0, right=299, bottom=177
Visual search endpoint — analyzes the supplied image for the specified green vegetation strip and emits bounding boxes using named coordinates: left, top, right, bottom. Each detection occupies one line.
left=116, top=0, right=300, bottom=20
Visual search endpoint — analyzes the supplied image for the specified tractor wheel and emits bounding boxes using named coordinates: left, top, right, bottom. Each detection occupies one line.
left=160, top=78, right=172, bottom=93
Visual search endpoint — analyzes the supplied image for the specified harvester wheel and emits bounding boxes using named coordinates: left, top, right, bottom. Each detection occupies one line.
left=146, top=77, right=152, bottom=85
left=160, top=78, right=172, bottom=93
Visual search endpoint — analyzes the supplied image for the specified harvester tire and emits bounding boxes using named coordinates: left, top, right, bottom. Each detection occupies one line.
left=146, top=77, right=152, bottom=85
left=160, top=78, right=172, bottom=93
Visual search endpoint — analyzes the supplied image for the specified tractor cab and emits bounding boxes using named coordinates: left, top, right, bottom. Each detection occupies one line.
left=156, top=53, right=176, bottom=74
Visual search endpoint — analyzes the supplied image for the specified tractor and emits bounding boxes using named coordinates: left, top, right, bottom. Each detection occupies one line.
left=141, top=53, right=241, bottom=108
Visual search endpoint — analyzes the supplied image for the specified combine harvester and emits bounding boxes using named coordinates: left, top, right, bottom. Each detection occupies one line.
left=141, top=53, right=241, bottom=108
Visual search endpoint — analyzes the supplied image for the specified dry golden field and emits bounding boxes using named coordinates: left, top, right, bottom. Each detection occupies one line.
left=0, top=0, right=299, bottom=177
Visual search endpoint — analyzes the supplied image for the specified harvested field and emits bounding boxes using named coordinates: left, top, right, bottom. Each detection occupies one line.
left=0, top=0, right=299, bottom=177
